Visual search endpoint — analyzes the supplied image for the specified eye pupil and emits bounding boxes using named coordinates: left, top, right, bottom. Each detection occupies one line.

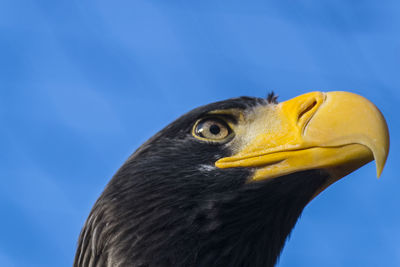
left=209, top=124, right=221, bottom=135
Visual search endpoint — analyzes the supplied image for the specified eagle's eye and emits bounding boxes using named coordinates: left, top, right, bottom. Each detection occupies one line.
left=193, top=117, right=232, bottom=142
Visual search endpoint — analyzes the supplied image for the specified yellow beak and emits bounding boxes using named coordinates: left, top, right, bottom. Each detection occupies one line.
left=215, top=91, right=389, bottom=183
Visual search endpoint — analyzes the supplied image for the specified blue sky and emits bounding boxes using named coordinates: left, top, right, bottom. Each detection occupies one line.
left=1, top=0, right=399, bottom=266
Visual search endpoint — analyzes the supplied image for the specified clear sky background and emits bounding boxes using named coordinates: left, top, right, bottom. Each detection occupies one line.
left=1, top=1, right=399, bottom=266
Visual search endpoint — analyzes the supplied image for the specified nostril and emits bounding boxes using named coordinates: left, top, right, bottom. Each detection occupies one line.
left=298, top=100, right=317, bottom=122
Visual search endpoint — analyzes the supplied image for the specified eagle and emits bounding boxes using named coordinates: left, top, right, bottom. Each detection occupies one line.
left=74, top=91, right=389, bottom=267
